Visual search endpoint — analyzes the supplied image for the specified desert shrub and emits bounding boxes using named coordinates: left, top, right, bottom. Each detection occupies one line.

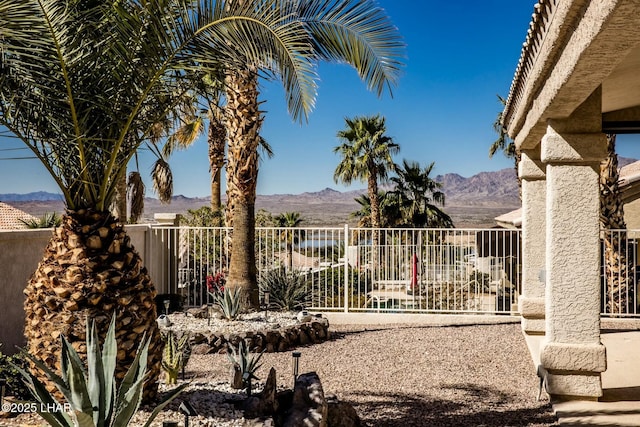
left=259, top=268, right=311, bottom=311
left=0, top=346, right=30, bottom=400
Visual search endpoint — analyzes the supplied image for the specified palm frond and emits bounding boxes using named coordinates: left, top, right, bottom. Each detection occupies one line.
left=152, top=158, right=173, bottom=204
left=296, top=0, right=405, bottom=96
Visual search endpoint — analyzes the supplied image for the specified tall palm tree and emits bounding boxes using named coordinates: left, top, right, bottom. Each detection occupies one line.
left=600, top=134, right=632, bottom=315
left=275, top=211, right=305, bottom=270
left=334, top=115, right=400, bottom=234
left=0, top=0, right=332, bottom=399
left=224, top=2, right=404, bottom=308
left=390, top=159, right=453, bottom=228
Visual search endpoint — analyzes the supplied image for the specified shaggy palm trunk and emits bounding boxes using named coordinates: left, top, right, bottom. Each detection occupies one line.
left=208, top=113, right=226, bottom=213
left=23, top=209, right=162, bottom=401
left=287, top=241, right=294, bottom=271
left=113, top=173, right=128, bottom=223
left=600, top=134, right=631, bottom=315
left=225, top=68, right=261, bottom=309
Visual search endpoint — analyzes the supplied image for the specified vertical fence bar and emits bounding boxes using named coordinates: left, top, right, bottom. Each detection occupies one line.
left=343, top=224, right=349, bottom=313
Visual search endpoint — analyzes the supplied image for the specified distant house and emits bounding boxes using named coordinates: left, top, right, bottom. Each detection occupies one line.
left=495, top=160, right=640, bottom=229
left=0, top=201, right=37, bottom=230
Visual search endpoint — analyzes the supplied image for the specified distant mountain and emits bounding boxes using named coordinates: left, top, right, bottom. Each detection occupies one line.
left=436, top=168, right=520, bottom=206
left=5, top=159, right=638, bottom=227
left=0, top=191, right=63, bottom=202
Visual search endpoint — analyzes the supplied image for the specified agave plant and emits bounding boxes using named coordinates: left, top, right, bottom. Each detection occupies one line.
left=227, top=340, right=264, bottom=393
left=258, top=268, right=311, bottom=311
left=161, top=330, right=191, bottom=385
left=15, top=316, right=186, bottom=427
left=213, top=287, right=244, bottom=321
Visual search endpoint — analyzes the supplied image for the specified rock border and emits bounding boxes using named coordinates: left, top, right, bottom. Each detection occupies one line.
left=187, top=317, right=331, bottom=355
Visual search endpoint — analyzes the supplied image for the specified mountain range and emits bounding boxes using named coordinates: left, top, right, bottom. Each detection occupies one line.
left=9, top=158, right=638, bottom=227
left=0, top=167, right=526, bottom=227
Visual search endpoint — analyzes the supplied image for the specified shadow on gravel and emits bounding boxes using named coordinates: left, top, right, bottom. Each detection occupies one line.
left=348, top=387, right=558, bottom=427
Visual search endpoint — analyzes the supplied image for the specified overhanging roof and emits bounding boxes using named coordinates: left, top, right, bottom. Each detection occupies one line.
left=503, top=0, right=640, bottom=149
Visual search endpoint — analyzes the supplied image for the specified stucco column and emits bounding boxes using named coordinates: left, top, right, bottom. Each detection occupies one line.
left=519, top=150, right=546, bottom=335
left=539, top=90, right=607, bottom=399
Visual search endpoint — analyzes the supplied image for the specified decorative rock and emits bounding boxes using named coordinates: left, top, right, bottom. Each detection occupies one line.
left=326, top=394, right=362, bottom=427
left=186, top=306, right=208, bottom=319
left=283, top=372, right=328, bottom=427
left=243, top=367, right=279, bottom=418
left=191, top=343, right=214, bottom=355
left=297, top=311, right=312, bottom=323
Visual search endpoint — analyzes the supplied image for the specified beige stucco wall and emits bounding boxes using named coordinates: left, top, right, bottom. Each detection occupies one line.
left=624, top=198, right=640, bottom=230
left=0, top=229, right=51, bottom=353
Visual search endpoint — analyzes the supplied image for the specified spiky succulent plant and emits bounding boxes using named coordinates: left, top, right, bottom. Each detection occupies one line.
left=15, top=315, right=186, bottom=427
left=227, top=340, right=264, bottom=393
left=214, top=287, right=244, bottom=320
left=161, top=330, right=190, bottom=385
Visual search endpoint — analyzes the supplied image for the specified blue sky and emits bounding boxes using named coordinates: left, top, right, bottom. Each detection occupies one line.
left=2, top=1, right=640, bottom=198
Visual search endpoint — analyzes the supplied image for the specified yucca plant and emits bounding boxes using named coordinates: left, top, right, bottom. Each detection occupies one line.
left=161, top=331, right=190, bottom=385
left=15, top=316, right=186, bottom=427
left=214, top=287, right=244, bottom=321
left=259, top=268, right=311, bottom=311
left=227, top=340, right=264, bottom=393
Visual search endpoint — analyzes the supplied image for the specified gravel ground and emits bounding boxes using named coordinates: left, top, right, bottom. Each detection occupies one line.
left=1, top=320, right=562, bottom=427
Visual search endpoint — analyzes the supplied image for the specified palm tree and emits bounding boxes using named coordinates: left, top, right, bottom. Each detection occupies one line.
left=224, top=2, right=404, bottom=309
left=334, top=115, right=400, bottom=234
left=275, top=212, right=305, bottom=270
left=351, top=192, right=402, bottom=228
left=390, top=159, right=453, bottom=228
left=600, top=134, right=632, bottom=315
left=0, top=0, right=334, bottom=399
left=490, top=94, right=521, bottom=194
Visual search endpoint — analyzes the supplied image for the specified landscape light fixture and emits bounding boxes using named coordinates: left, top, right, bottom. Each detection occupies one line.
left=263, top=291, right=270, bottom=321
left=163, top=299, right=170, bottom=316
left=179, top=401, right=197, bottom=427
left=292, top=351, right=301, bottom=386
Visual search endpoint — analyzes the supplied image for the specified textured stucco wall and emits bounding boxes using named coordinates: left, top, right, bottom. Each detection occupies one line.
left=519, top=151, right=547, bottom=334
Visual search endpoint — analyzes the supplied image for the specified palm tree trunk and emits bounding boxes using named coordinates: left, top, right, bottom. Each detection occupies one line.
left=368, top=174, right=380, bottom=280
left=225, top=68, right=261, bottom=309
left=208, top=112, right=226, bottom=212
left=600, top=134, right=631, bottom=315
left=23, top=209, right=162, bottom=400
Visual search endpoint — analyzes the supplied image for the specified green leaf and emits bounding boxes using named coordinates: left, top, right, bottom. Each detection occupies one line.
left=142, top=383, right=189, bottom=427
left=60, top=335, right=93, bottom=415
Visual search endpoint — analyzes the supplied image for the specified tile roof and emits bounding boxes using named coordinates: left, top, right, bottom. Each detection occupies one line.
left=0, top=201, right=38, bottom=230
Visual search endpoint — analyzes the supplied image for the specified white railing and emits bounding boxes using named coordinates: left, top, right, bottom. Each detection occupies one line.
left=149, top=226, right=522, bottom=315
left=600, top=229, right=640, bottom=317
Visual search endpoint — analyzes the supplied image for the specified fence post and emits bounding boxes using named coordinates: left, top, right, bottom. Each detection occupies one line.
left=344, top=224, right=350, bottom=313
